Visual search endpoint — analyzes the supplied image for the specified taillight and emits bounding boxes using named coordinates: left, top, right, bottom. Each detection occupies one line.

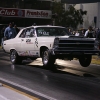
left=99, top=44, right=100, bottom=50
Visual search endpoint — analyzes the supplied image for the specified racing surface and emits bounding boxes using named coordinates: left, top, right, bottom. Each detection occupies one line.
left=0, top=48, right=100, bottom=100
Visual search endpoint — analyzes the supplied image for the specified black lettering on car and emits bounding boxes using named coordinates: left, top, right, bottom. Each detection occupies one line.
left=26, top=39, right=31, bottom=42
left=35, top=38, right=38, bottom=47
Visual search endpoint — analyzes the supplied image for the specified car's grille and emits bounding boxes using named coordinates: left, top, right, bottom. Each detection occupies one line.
left=58, top=39, right=95, bottom=50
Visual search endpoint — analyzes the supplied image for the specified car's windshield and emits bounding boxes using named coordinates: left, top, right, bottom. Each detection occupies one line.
left=36, top=27, right=70, bottom=37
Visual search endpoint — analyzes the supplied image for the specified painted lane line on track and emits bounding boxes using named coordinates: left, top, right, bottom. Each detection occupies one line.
left=0, top=83, right=2, bottom=86
left=0, top=94, right=10, bottom=100
left=2, top=84, right=39, bottom=100
left=0, top=77, right=57, bottom=100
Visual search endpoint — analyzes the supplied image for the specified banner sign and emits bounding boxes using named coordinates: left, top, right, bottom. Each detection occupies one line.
left=0, top=7, right=25, bottom=17
left=0, top=7, right=52, bottom=19
left=25, top=9, right=52, bottom=19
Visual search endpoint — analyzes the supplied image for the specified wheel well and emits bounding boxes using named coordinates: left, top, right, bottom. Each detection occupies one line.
left=10, top=49, right=15, bottom=53
left=40, top=46, right=48, bottom=57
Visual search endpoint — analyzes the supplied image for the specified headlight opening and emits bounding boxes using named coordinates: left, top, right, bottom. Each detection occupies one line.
left=53, top=38, right=59, bottom=48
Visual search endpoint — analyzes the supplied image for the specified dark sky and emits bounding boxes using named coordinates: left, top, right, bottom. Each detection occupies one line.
left=61, top=0, right=100, bottom=4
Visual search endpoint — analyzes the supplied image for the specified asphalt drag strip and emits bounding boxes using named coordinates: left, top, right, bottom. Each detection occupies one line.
left=0, top=82, right=39, bottom=100
left=0, top=78, right=57, bottom=100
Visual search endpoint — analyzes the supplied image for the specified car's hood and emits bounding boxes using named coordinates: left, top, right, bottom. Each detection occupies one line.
left=56, top=35, right=96, bottom=40
left=55, top=35, right=69, bottom=38
left=56, top=35, right=84, bottom=38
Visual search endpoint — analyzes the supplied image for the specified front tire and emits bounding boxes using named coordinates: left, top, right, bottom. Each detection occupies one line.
left=42, top=49, right=56, bottom=68
left=79, top=55, right=92, bottom=67
left=10, top=50, right=23, bottom=64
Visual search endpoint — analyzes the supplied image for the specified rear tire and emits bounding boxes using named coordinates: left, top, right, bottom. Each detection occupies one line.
left=10, top=50, right=23, bottom=64
left=30, top=57, right=37, bottom=60
left=42, top=49, right=56, bottom=69
left=79, top=55, right=92, bottom=67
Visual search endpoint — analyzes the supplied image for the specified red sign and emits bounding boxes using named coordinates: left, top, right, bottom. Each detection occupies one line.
left=0, top=7, right=25, bottom=17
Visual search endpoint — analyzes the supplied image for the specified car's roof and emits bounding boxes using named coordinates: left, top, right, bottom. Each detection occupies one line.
left=22, top=25, right=66, bottom=30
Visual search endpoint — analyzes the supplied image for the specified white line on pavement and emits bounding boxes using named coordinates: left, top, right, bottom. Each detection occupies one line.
left=0, top=77, right=57, bottom=100
left=0, top=94, right=10, bottom=100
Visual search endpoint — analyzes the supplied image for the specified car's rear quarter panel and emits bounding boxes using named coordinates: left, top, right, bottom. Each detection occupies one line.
left=3, top=39, right=17, bottom=53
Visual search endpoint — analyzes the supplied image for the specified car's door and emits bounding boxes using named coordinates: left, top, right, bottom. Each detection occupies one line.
left=19, top=27, right=37, bottom=56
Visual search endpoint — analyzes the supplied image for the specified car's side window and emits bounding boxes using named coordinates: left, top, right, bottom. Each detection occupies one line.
left=19, top=29, right=26, bottom=38
left=25, top=29, right=30, bottom=38
left=25, top=28, right=35, bottom=38
left=30, top=28, right=35, bottom=37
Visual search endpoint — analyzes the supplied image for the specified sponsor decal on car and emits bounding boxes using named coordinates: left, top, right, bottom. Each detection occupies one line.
left=18, top=51, right=36, bottom=56
left=35, top=38, right=38, bottom=47
left=26, top=39, right=33, bottom=44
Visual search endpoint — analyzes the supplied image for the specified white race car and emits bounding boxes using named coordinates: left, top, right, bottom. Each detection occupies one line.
left=3, top=25, right=100, bottom=68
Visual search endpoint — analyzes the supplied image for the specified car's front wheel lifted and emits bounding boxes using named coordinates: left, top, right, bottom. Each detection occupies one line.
left=79, top=55, right=92, bottom=67
left=42, top=49, right=56, bottom=69
left=10, top=50, right=23, bottom=64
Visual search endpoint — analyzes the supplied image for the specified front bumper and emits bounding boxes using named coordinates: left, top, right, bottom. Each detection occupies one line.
left=54, top=49, right=99, bottom=55
left=51, top=48, right=100, bottom=55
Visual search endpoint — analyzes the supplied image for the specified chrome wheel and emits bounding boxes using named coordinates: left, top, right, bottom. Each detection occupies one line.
left=10, top=50, right=23, bottom=64
left=10, top=51, right=16, bottom=63
left=43, top=50, right=49, bottom=65
left=42, top=49, right=56, bottom=67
